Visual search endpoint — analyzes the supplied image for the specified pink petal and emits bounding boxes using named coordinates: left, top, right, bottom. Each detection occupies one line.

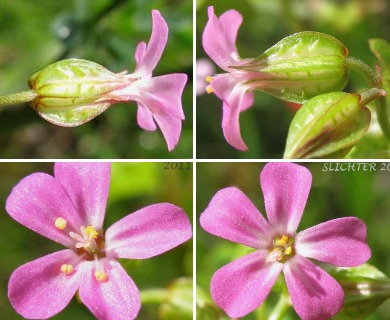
left=105, top=203, right=192, bottom=259
left=139, top=73, right=186, bottom=120
left=54, top=162, right=111, bottom=230
left=211, top=73, right=252, bottom=151
left=210, top=251, right=283, bottom=318
left=6, top=173, right=83, bottom=247
left=135, top=41, right=147, bottom=66
left=8, top=250, right=81, bottom=319
left=79, top=259, right=140, bottom=320
left=202, top=6, right=242, bottom=70
left=240, top=90, right=254, bottom=112
left=260, top=163, right=312, bottom=234
left=219, top=8, right=243, bottom=60
left=136, top=73, right=187, bottom=151
left=284, top=255, right=344, bottom=320
left=200, top=187, right=271, bottom=249
left=295, top=217, right=371, bottom=266
left=137, top=103, right=157, bottom=131
left=136, top=10, right=168, bottom=75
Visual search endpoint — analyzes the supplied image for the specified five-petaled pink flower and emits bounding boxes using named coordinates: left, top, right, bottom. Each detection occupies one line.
left=202, top=6, right=257, bottom=151
left=200, top=162, right=371, bottom=320
left=111, top=10, right=187, bottom=151
left=6, top=163, right=192, bottom=320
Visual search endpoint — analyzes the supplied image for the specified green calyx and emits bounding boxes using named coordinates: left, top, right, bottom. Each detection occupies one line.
left=28, top=59, right=128, bottom=127
left=235, top=31, right=350, bottom=103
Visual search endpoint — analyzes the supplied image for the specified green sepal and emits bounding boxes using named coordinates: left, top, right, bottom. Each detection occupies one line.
left=329, top=264, right=390, bottom=320
left=28, top=59, right=126, bottom=126
left=284, top=92, right=370, bottom=159
left=237, top=31, right=349, bottom=102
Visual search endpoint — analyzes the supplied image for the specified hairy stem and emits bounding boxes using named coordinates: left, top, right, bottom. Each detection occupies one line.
left=346, top=56, right=390, bottom=139
left=0, top=90, right=37, bottom=107
left=345, top=56, right=381, bottom=87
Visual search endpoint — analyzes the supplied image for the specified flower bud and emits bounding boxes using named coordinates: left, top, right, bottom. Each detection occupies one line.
left=196, top=285, right=221, bottom=320
left=236, top=32, right=349, bottom=103
left=28, top=59, right=128, bottom=126
left=329, top=264, right=390, bottom=320
left=283, top=91, right=371, bottom=159
left=159, top=278, right=193, bottom=320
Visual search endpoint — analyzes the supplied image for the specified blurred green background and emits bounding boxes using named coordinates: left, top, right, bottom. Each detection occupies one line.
left=0, top=0, right=192, bottom=159
left=197, top=162, right=390, bottom=319
left=196, top=0, right=390, bottom=159
left=0, top=162, right=193, bottom=319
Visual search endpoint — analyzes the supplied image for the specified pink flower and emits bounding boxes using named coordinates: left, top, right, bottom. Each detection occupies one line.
left=6, top=163, right=192, bottom=320
left=202, top=6, right=257, bottom=151
left=110, top=10, right=187, bottom=151
left=200, top=163, right=371, bottom=320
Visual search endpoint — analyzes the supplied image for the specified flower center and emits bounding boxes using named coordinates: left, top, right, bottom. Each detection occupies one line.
left=55, top=217, right=105, bottom=259
left=56, top=217, right=109, bottom=282
left=266, top=235, right=295, bottom=263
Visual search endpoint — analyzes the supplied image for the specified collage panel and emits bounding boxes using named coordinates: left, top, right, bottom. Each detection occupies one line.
left=196, top=0, right=390, bottom=159
left=197, top=162, right=390, bottom=319
left=0, top=1, right=193, bottom=159
left=0, top=162, right=193, bottom=319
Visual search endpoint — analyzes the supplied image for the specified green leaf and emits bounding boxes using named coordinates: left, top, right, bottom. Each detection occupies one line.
left=369, top=38, right=390, bottom=70
left=284, top=91, right=370, bottom=159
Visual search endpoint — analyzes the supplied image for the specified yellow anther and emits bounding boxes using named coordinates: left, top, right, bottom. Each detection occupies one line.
left=95, top=270, right=108, bottom=282
left=285, top=246, right=292, bottom=255
left=55, top=217, right=67, bottom=230
left=278, top=235, right=289, bottom=247
left=206, top=76, right=213, bottom=83
left=206, top=85, right=214, bottom=94
left=60, top=264, right=74, bottom=275
left=85, top=226, right=99, bottom=239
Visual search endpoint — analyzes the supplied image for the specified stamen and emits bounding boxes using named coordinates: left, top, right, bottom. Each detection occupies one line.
left=278, top=235, right=289, bottom=247
left=55, top=217, right=67, bottom=230
left=95, top=270, right=108, bottom=282
left=69, top=226, right=99, bottom=254
left=267, top=234, right=295, bottom=263
left=206, top=76, right=213, bottom=83
left=206, top=85, right=214, bottom=94
left=85, top=226, right=99, bottom=239
left=61, top=264, right=74, bottom=275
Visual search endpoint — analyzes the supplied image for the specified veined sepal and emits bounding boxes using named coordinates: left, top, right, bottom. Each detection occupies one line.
left=28, top=59, right=131, bottom=127
left=235, top=31, right=349, bottom=103
left=283, top=90, right=378, bottom=159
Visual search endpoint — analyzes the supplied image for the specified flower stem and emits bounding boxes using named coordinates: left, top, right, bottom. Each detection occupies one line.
left=0, top=90, right=37, bottom=107
left=268, top=293, right=291, bottom=320
left=140, top=289, right=167, bottom=304
left=345, top=56, right=381, bottom=87
left=346, top=56, right=390, bottom=139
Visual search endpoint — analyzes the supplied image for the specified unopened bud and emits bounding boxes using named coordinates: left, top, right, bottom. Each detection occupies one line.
left=330, top=264, right=390, bottom=320
left=284, top=91, right=372, bottom=159
left=159, top=278, right=193, bottom=320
